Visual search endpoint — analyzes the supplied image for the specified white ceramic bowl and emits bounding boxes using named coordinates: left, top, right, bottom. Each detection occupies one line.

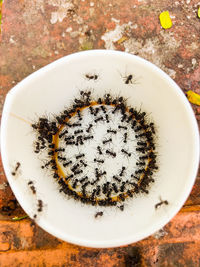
left=0, top=50, right=199, bottom=248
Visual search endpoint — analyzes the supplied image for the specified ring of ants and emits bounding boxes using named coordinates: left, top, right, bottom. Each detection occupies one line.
left=33, top=92, right=158, bottom=207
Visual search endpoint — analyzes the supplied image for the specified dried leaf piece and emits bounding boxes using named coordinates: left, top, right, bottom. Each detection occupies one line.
left=159, top=11, right=173, bottom=29
left=187, top=90, right=200, bottom=106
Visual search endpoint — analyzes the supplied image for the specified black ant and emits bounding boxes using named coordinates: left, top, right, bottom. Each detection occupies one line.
left=102, top=182, right=109, bottom=194
left=100, top=105, right=106, bottom=113
left=119, top=166, right=126, bottom=177
left=130, top=174, right=139, bottom=180
left=91, top=188, right=97, bottom=199
left=81, top=181, right=90, bottom=188
left=77, top=110, right=82, bottom=121
left=121, top=114, right=127, bottom=122
left=119, top=194, right=125, bottom=201
left=113, top=175, right=121, bottom=182
left=49, top=144, right=55, bottom=149
left=53, top=173, right=59, bottom=179
left=98, top=171, right=106, bottom=177
left=149, top=122, right=155, bottom=134
left=105, top=94, right=111, bottom=105
left=139, top=155, right=148, bottom=160
left=30, top=185, right=36, bottom=194
left=94, top=116, right=104, bottom=123
left=79, top=176, right=88, bottom=183
left=80, top=160, right=87, bottom=167
left=102, top=138, right=112, bottom=144
left=106, top=189, right=112, bottom=198
left=80, top=90, right=91, bottom=98
left=119, top=205, right=124, bottom=211
left=74, top=129, right=83, bottom=135
left=136, top=162, right=145, bottom=166
left=107, top=129, right=117, bottom=134
left=67, top=174, right=74, bottom=179
left=123, top=133, right=128, bottom=143
left=135, top=169, right=145, bottom=174
left=76, top=136, right=84, bottom=145
left=94, top=108, right=100, bottom=116
left=126, top=115, right=133, bottom=123
left=127, top=190, right=133, bottom=197
left=64, top=136, right=74, bottom=141
left=121, top=149, right=131, bottom=157
left=71, top=123, right=82, bottom=127
left=134, top=126, right=143, bottom=132
left=71, top=164, right=79, bottom=172
left=94, top=211, right=103, bottom=218
left=118, top=125, right=127, bottom=130
left=106, top=150, right=116, bottom=157
left=32, top=124, right=38, bottom=130
left=105, top=114, right=109, bottom=123
left=120, top=182, right=126, bottom=192
left=72, top=179, right=78, bottom=189
left=140, top=187, right=149, bottom=194
left=155, top=198, right=169, bottom=209
left=94, top=159, right=104, bottom=164
left=84, top=136, right=94, bottom=141
left=149, top=152, right=156, bottom=159
left=63, top=161, right=72, bottom=167
left=112, top=183, right=118, bottom=193
left=74, top=170, right=83, bottom=175
left=28, top=181, right=36, bottom=194
left=131, top=120, right=137, bottom=129
left=97, top=98, right=102, bottom=104
left=11, top=162, right=21, bottom=176
left=97, top=146, right=103, bottom=155
left=55, top=148, right=65, bottom=152
left=89, top=106, right=94, bottom=114
left=76, top=153, right=85, bottom=159
left=136, top=147, right=146, bottom=153
left=57, top=156, right=66, bottom=161
left=37, top=199, right=43, bottom=212
left=85, top=74, right=98, bottom=80
left=63, top=110, right=72, bottom=118
left=86, top=124, right=93, bottom=133
left=96, top=185, right=101, bottom=196
left=66, top=140, right=75, bottom=145
left=112, top=103, right=126, bottom=114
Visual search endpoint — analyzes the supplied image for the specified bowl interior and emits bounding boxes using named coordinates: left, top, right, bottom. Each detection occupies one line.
left=1, top=50, right=199, bottom=247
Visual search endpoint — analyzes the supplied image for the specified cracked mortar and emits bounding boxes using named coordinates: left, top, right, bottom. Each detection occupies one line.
left=101, top=21, right=181, bottom=79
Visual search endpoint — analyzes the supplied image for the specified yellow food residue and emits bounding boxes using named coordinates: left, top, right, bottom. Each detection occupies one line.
left=159, top=11, right=173, bottom=29
left=117, top=36, right=128, bottom=44
left=187, top=90, right=200, bottom=106
left=198, top=7, right=200, bottom=18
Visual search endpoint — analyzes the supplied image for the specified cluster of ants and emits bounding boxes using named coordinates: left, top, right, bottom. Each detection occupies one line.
left=32, top=91, right=158, bottom=208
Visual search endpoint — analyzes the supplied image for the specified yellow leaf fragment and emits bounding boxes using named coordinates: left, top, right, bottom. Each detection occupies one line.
left=198, top=7, right=200, bottom=18
left=159, top=11, right=173, bottom=29
left=117, top=36, right=128, bottom=44
left=187, top=90, right=200, bottom=106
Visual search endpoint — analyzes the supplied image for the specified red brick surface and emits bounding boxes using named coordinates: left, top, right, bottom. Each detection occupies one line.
left=0, top=0, right=200, bottom=266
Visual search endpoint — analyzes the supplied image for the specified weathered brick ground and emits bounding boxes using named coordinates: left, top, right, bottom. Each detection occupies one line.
left=0, top=0, right=200, bottom=266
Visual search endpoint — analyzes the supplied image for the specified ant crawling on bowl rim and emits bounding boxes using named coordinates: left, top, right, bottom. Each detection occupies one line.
left=84, top=70, right=100, bottom=82
left=155, top=197, right=169, bottom=209
left=118, top=67, right=141, bottom=85
left=11, top=162, right=21, bottom=176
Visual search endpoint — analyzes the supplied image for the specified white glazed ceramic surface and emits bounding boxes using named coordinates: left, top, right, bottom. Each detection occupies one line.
left=0, top=50, right=199, bottom=248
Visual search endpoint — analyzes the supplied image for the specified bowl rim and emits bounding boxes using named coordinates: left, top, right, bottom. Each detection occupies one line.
left=1, top=50, right=199, bottom=248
